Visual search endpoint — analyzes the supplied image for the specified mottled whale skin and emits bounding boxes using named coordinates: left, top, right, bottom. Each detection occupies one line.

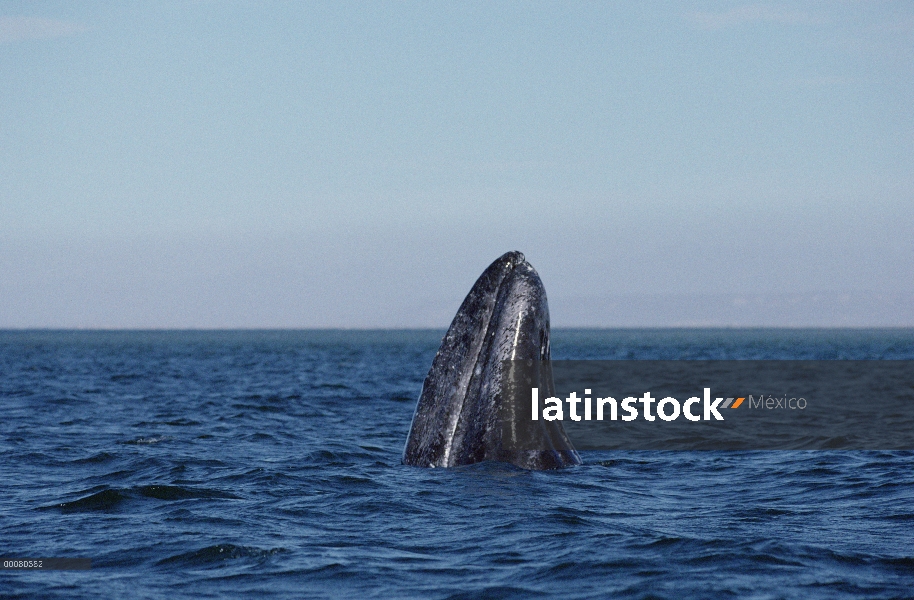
left=403, top=251, right=581, bottom=470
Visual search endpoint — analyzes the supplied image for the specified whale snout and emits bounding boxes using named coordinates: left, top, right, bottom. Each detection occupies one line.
left=402, top=251, right=581, bottom=470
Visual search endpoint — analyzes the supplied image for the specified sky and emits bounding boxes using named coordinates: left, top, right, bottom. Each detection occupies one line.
left=1, top=1, right=912, bottom=327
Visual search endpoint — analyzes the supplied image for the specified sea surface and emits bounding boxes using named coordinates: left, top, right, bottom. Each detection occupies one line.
left=2, top=329, right=914, bottom=599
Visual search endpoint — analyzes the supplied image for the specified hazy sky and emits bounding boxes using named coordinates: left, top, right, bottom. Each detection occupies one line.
left=1, top=1, right=912, bottom=327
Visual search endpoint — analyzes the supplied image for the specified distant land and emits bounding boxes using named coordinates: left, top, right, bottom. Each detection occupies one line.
left=550, top=292, right=914, bottom=328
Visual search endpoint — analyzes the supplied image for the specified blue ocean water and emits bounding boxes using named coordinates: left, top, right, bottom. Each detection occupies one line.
left=2, top=329, right=914, bottom=599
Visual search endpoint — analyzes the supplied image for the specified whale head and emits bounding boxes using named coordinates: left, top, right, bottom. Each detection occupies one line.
left=403, top=251, right=581, bottom=469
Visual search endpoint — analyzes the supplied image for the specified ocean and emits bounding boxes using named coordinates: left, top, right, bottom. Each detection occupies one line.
left=2, top=329, right=913, bottom=599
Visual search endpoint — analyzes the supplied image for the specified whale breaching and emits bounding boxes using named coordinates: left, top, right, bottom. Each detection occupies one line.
left=402, top=251, right=581, bottom=470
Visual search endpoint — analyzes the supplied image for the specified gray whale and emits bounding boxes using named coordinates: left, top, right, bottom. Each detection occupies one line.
left=402, top=251, right=581, bottom=470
